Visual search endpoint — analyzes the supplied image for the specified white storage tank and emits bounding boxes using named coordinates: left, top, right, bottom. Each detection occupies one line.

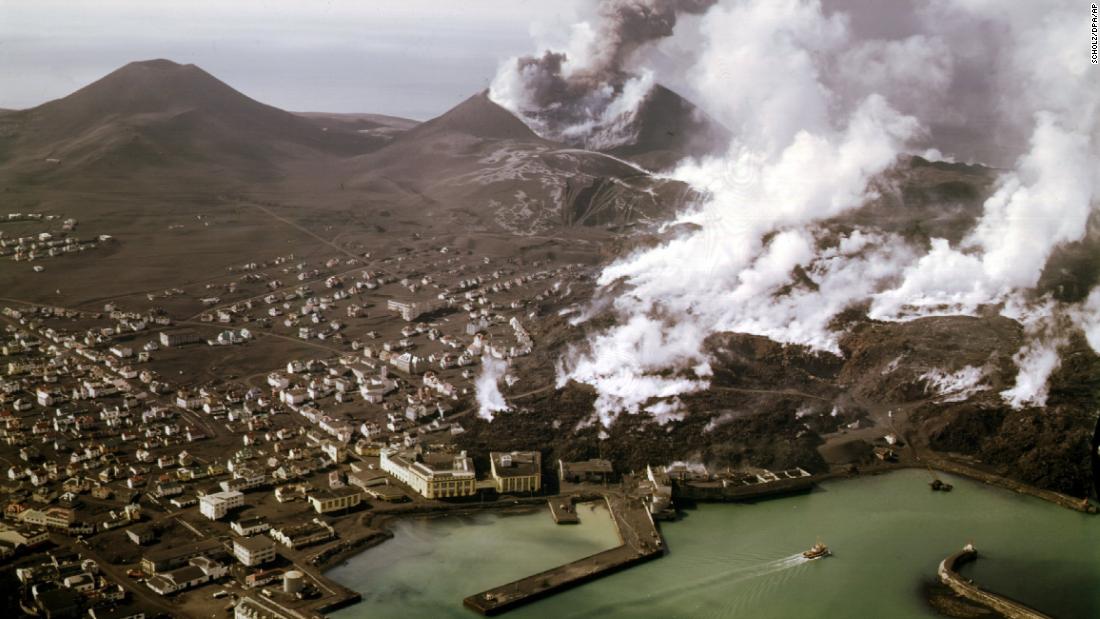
left=283, top=570, right=305, bottom=594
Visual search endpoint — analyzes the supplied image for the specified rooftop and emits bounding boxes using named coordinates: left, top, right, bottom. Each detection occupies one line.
left=308, top=486, right=361, bottom=501
left=491, top=451, right=541, bottom=477
left=234, top=534, right=276, bottom=552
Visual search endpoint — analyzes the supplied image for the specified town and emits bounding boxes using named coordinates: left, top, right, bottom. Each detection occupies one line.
left=1, top=231, right=771, bottom=619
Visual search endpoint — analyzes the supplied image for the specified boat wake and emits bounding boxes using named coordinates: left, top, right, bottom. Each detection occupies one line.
left=571, top=554, right=811, bottom=618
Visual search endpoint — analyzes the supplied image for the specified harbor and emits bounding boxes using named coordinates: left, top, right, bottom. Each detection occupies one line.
left=326, top=469, right=1100, bottom=618
left=463, top=495, right=662, bottom=615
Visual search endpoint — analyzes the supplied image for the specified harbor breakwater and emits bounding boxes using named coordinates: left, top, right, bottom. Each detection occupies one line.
left=937, top=545, right=1053, bottom=619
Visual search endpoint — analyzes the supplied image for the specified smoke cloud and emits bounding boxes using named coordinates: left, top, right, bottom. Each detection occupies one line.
left=489, top=0, right=716, bottom=148
left=501, top=0, right=1099, bottom=425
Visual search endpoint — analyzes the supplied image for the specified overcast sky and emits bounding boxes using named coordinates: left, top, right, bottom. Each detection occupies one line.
left=0, top=0, right=583, bottom=119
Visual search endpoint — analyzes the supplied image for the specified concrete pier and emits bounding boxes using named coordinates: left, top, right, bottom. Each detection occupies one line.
left=937, top=545, right=1053, bottom=619
left=463, top=495, right=663, bottom=615
left=548, top=497, right=580, bottom=524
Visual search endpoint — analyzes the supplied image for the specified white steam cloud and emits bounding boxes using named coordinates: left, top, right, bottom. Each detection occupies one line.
left=1073, top=289, right=1100, bottom=353
left=475, top=357, right=510, bottom=422
left=920, top=366, right=988, bottom=403
left=1001, top=341, right=1063, bottom=409
left=499, top=0, right=1099, bottom=425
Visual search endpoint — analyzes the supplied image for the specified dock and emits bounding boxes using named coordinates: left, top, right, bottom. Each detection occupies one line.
left=548, top=497, right=580, bottom=524
left=463, top=495, right=663, bottom=615
left=673, top=470, right=816, bottom=502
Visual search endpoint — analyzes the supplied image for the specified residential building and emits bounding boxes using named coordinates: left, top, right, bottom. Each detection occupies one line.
left=145, top=555, right=227, bottom=594
left=230, top=516, right=269, bottom=537
left=0, top=524, right=48, bottom=549
left=89, top=605, right=147, bottom=619
left=199, top=491, right=243, bottom=520
left=126, top=524, right=155, bottom=545
left=145, top=565, right=207, bottom=595
left=386, top=299, right=438, bottom=322
left=269, top=519, right=334, bottom=549
left=233, top=535, right=276, bottom=567
left=391, top=352, right=425, bottom=375
left=140, top=539, right=224, bottom=573
left=220, top=472, right=266, bottom=493
left=159, top=330, right=202, bottom=347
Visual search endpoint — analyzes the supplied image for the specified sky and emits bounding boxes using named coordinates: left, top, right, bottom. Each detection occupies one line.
left=0, top=0, right=583, bottom=119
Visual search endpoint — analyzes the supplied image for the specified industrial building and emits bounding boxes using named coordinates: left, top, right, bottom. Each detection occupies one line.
left=380, top=446, right=476, bottom=499
left=306, top=487, right=363, bottom=514
left=489, top=451, right=542, bottom=494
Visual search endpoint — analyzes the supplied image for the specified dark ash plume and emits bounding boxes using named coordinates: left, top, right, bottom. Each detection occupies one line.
left=490, top=0, right=717, bottom=149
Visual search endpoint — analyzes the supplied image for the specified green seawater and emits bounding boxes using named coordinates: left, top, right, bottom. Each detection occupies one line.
left=326, top=470, right=1100, bottom=618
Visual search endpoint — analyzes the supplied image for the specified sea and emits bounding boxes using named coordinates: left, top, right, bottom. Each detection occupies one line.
left=326, top=469, right=1100, bottom=618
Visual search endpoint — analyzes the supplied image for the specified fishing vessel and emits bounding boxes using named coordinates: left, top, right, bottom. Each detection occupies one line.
left=802, top=540, right=831, bottom=560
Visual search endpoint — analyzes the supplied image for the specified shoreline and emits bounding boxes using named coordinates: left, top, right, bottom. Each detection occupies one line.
left=847, top=458, right=1097, bottom=514
left=315, top=493, right=605, bottom=574
left=916, top=457, right=1097, bottom=514
left=308, top=461, right=1093, bottom=617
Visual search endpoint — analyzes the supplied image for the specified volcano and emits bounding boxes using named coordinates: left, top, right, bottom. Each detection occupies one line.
left=607, top=84, right=731, bottom=169
left=396, top=91, right=542, bottom=143
left=337, top=89, right=691, bottom=235
left=0, top=59, right=382, bottom=186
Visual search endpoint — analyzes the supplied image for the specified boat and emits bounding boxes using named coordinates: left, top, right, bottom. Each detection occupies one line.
left=930, top=478, right=953, bottom=491
left=802, top=540, right=831, bottom=560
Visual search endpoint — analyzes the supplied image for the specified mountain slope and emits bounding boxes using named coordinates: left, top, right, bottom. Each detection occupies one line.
left=339, top=92, right=691, bottom=235
left=0, top=59, right=382, bottom=186
left=608, top=84, right=732, bottom=170
left=396, top=91, right=540, bottom=143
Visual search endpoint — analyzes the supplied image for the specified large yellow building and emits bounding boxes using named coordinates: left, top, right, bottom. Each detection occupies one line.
left=380, top=447, right=476, bottom=499
left=307, top=487, right=363, bottom=514
left=490, top=451, right=541, bottom=494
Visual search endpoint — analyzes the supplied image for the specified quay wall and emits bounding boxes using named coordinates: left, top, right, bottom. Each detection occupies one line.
left=463, top=546, right=662, bottom=616
left=314, top=591, right=363, bottom=615
left=924, top=458, right=1096, bottom=514
left=674, top=474, right=816, bottom=502
left=463, top=495, right=663, bottom=616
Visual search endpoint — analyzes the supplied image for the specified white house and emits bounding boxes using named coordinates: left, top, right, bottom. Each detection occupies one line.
left=199, top=491, right=243, bottom=520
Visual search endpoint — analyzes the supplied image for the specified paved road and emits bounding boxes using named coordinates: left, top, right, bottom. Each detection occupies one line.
left=711, top=385, right=832, bottom=401
left=510, top=383, right=833, bottom=403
